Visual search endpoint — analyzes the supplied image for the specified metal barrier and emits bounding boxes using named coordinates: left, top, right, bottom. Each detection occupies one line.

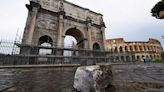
left=0, top=40, right=136, bottom=65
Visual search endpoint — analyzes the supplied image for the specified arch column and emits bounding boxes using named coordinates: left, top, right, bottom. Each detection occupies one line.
left=119, top=56, right=122, bottom=62
left=132, top=46, right=135, bottom=52
left=57, top=11, right=65, bottom=48
left=137, top=46, right=140, bottom=51
left=26, top=3, right=40, bottom=44
left=145, top=46, right=148, bottom=51
left=127, top=46, right=131, bottom=52
left=124, top=56, right=127, bottom=62
left=117, top=46, right=120, bottom=53
left=101, top=26, right=106, bottom=50
left=87, top=22, right=92, bottom=49
left=129, top=55, right=133, bottom=62
left=141, top=46, right=144, bottom=51
left=122, top=46, right=125, bottom=53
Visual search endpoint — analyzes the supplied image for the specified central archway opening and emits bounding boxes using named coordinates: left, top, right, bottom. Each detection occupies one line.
left=65, top=28, right=84, bottom=48
left=63, top=28, right=85, bottom=63
left=64, top=36, right=77, bottom=56
left=64, top=28, right=85, bottom=56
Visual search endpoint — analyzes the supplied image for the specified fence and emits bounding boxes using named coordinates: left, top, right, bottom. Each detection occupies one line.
left=0, top=40, right=113, bottom=65
left=0, top=40, right=138, bottom=65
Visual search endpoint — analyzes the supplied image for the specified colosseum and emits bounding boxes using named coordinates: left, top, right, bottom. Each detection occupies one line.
left=105, top=38, right=163, bottom=62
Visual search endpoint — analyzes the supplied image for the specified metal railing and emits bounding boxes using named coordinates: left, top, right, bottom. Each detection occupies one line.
left=0, top=41, right=112, bottom=65
left=0, top=40, right=137, bottom=66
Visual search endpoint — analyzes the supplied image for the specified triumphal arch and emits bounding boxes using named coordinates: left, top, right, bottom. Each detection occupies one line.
left=20, top=0, right=106, bottom=55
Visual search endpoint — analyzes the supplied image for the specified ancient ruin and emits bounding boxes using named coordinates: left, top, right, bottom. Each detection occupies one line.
left=20, top=0, right=106, bottom=55
left=0, top=0, right=163, bottom=65
left=105, top=38, right=163, bottom=62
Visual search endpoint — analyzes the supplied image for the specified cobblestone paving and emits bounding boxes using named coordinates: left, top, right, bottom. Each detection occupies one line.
left=112, top=63, right=164, bottom=92
left=0, top=67, right=77, bottom=92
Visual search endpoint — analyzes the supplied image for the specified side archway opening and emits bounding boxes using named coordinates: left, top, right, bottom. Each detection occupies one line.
left=38, top=35, right=53, bottom=55
left=93, top=43, right=100, bottom=50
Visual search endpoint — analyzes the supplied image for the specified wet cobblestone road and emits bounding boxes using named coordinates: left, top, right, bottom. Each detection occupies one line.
left=0, top=67, right=77, bottom=92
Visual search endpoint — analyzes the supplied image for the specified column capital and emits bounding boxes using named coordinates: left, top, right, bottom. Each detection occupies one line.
left=26, top=1, right=41, bottom=11
left=58, top=11, right=65, bottom=16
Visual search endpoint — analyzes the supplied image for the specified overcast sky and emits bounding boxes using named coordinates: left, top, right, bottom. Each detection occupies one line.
left=0, top=0, right=163, bottom=48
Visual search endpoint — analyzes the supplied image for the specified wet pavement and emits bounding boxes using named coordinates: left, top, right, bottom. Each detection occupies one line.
left=0, top=67, right=77, bottom=92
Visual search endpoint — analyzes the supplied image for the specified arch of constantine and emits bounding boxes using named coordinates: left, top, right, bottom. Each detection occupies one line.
left=1, top=0, right=162, bottom=65
left=20, top=0, right=106, bottom=55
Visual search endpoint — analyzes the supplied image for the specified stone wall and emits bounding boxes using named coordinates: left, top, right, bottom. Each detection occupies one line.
left=111, top=63, right=164, bottom=92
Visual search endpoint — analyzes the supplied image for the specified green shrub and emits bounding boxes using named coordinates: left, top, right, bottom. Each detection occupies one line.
left=152, top=59, right=164, bottom=63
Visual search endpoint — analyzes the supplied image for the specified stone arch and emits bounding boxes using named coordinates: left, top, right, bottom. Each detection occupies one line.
left=38, top=35, right=53, bottom=46
left=116, top=56, right=119, bottom=61
left=64, top=27, right=87, bottom=39
left=137, top=56, right=140, bottom=60
left=93, top=42, right=101, bottom=50
left=125, top=46, right=128, bottom=52
left=121, top=56, right=124, bottom=61
left=129, top=46, right=133, bottom=51
left=147, top=46, right=150, bottom=51
left=132, top=55, right=135, bottom=61
left=38, top=35, right=53, bottom=55
left=64, top=28, right=85, bottom=49
left=119, top=46, right=123, bottom=52
left=155, top=54, right=158, bottom=58
left=143, top=46, right=146, bottom=51
left=150, top=55, right=154, bottom=59
left=126, top=56, right=130, bottom=62
left=114, top=47, right=118, bottom=53
left=142, top=55, right=145, bottom=59
left=20, top=1, right=106, bottom=55
left=110, top=56, right=114, bottom=61
left=134, top=45, right=137, bottom=51
left=157, top=54, right=160, bottom=58
left=139, top=45, right=142, bottom=51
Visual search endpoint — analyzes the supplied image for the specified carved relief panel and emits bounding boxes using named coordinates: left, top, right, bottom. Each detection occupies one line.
left=36, top=13, right=58, bottom=31
left=39, top=0, right=59, bottom=12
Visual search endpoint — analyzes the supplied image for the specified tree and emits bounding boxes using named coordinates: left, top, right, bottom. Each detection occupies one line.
left=151, top=0, right=164, bottom=19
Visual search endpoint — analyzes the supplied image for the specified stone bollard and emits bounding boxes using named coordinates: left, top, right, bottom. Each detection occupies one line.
left=73, top=65, right=113, bottom=92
